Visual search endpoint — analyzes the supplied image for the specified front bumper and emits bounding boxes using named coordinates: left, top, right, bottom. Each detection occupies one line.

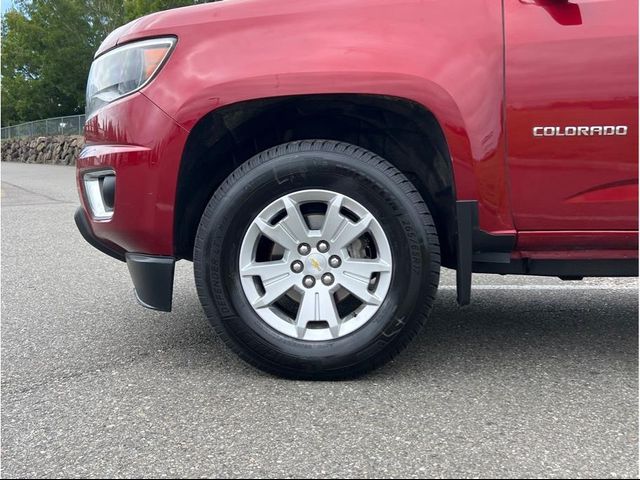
left=76, top=92, right=188, bottom=311
left=77, top=92, right=189, bottom=255
left=74, top=207, right=125, bottom=261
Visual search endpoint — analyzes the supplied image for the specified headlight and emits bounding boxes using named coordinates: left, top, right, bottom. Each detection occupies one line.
left=85, top=37, right=176, bottom=119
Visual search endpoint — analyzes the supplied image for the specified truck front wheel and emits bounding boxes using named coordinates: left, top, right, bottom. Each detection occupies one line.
left=193, top=140, right=440, bottom=379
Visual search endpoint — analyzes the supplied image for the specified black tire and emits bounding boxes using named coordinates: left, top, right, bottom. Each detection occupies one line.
left=193, top=140, right=440, bottom=379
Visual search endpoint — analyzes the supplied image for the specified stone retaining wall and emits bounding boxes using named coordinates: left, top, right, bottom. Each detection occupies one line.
left=1, top=135, right=83, bottom=166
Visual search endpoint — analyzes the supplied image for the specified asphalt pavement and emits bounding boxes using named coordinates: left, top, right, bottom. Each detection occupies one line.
left=1, top=162, right=638, bottom=478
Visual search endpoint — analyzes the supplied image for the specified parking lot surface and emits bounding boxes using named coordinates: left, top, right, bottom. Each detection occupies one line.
left=2, top=162, right=638, bottom=478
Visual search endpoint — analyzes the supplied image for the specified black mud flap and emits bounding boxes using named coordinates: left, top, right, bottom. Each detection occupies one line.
left=455, top=201, right=516, bottom=306
left=126, top=253, right=175, bottom=312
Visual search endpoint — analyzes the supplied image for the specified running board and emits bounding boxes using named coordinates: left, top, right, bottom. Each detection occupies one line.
left=454, top=201, right=638, bottom=305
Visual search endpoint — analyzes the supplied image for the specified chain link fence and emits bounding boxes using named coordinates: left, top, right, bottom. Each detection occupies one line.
left=1, top=114, right=85, bottom=140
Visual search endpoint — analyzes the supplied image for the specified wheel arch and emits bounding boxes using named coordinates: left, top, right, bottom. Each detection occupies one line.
left=174, top=93, right=458, bottom=266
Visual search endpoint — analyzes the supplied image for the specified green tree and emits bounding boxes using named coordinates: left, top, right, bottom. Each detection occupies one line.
left=1, top=0, right=212, bottom=127
left=1, top=0, right=127, bottom=126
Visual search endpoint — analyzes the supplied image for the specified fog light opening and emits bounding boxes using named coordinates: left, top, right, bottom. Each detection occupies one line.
left=84, top=170, right=115, bottom=220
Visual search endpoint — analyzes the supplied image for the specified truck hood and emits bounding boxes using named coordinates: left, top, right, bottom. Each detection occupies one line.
left=95, top=0, right=363, bottom=57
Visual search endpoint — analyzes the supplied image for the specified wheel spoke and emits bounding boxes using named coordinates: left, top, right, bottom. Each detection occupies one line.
left=240, top=260, right=291, bottom=282
left=254, top=218, right=299, bottom=252
left=341, top=258, right=391, bottom=279
left=252, top=273, right=294, bottom=308
left=336, top=271, right=382, bottom=306
left=280, top=197, right=310, bottom=240
left=296, top=289, right=341, bottom=339
left=330, top=213, right=373, bottom=250
left=321, top=194, right=347, bottom=241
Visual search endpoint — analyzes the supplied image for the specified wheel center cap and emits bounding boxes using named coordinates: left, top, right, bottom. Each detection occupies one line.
left=306, top=253, right=327, bottom=275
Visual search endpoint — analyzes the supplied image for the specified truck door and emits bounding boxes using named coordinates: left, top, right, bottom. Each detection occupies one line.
left=504, top=0, right=638, bottom=231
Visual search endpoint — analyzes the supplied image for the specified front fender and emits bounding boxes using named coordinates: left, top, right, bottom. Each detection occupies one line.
left=140, top=0, right=514, bottom=233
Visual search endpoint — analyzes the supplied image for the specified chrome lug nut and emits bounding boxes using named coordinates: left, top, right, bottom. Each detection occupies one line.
left=321, top=273, right=334, bottom=286
left=291, top=260, right=304, bottom=273
left=329, top=255, right=342, bottom=268
left=317, top=240, right=330, bottom=253
left=298, top=243, right=311, bottom=255
left=303, top=275, right=316, bottom=288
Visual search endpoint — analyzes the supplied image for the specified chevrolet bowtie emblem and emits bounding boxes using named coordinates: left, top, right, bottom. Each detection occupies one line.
left=310, top=258, right=321, bottom=270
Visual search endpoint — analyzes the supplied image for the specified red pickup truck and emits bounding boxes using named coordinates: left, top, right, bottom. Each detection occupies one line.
left=75, top=0, right=638, bottom=379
